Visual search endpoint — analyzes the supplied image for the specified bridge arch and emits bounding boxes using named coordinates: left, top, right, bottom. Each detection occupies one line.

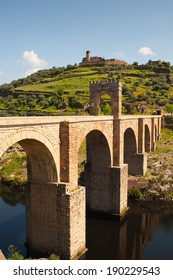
left=0, top=129, right=58, bottom=183
left=89, top=81, right=122, bottom=117
left=124, top=128, right=137, bottom=175
left=80, top=129, right=112, bottom=212
left=85, top=129, right=111, bottom=170
left=77, top=126, right=112, bottom=163
left=145, top=125, right=151, bottom=153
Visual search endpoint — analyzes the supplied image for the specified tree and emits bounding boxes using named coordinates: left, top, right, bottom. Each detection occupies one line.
left=133, top=61, right=138, bottom=66
left=28, top=100, right=36, bottom=109
left=166, top=104, right=173, bottom=115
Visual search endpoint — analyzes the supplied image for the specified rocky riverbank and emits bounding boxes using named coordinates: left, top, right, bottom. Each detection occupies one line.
left=128, top=128, right=173, bottom=201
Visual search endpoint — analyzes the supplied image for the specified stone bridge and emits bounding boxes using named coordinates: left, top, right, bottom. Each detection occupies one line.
left=0, top=81, right=162, bottom=259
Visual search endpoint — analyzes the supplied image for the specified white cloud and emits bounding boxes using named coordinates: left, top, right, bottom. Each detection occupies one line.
left=113, top=52, right=125, bottom=58
left=25, top=68, right=41, bottom=76
left=22, top=50, right=47, bottom=76
left=23, top=50, right=47, bottom=68
left=138, top=47, right=156, bottom=56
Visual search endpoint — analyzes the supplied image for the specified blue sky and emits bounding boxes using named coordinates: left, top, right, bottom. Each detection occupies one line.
left=0, top=0, right=173, bottom=84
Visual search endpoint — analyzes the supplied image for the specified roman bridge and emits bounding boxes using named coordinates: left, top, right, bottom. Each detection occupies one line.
left=0, top=81, right=162, bottom=259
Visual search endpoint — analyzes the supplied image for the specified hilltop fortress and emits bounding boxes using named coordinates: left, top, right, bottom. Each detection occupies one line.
left=80, top=50, right=128, bottom=67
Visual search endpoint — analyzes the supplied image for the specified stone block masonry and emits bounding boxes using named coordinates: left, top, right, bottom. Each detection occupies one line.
left=0, top=81, right=162, bottom=259
left=26, top=182, right=86, bottom=259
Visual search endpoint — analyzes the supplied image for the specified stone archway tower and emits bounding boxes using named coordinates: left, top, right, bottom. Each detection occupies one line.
left=89, top=80, right=122, bottom=118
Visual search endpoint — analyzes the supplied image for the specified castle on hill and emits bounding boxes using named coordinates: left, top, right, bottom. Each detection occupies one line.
left=80, top=50, right=128, bottom=67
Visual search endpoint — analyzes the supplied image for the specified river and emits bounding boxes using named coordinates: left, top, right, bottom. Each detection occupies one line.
left=1, top=195, right=173, bottom=260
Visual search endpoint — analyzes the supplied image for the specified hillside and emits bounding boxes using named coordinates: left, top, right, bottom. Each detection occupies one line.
left=0, top=60, right=173, bottom=116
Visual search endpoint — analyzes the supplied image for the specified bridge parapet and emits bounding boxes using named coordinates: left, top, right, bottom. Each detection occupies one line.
left=90, top=79, right=121, bottom=86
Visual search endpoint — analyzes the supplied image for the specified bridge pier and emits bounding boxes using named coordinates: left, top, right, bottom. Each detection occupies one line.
left=25, top=182, right=86, bottom=259
left=84, top=164, right=128, bottom=216
left=133, top=153, right=147, bottom=176
left=109, top=165, right=128, bottom=215
left=125, top=153, right=147, bottom=176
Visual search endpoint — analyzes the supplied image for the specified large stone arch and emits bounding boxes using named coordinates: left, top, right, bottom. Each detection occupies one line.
left=77, top=125, right=113, bottom=165
left=83, top=129, right=112, bottom=213
left=0, top=128, right=58, bottom=183
left=0, top=128, right=65, bottom=258
left=89, top=80, right=122, bottom=117
left=124, top=128, right=137, bottom=175
left=123, top=126, right=147, bottom=176
left=145, top=125, right=151, bottom=153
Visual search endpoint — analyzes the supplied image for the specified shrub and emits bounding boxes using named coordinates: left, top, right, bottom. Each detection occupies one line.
left=7, top=245, right=24, bottom=260
left=48, top=253, right=60, bottom=260
left=128, top=187, right=143, bottom=199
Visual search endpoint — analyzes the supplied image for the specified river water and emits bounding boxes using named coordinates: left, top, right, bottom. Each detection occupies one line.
left=0, top=196, right=173, bottom=260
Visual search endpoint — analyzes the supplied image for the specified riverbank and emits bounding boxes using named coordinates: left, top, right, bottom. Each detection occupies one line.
left=128, top=128, right=173, bottom=201
left=0, top=183, right=25, bottom=206
left=0, top=144, right=27, bottom=187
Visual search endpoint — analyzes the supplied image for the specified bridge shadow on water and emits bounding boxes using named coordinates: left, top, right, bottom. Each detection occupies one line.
left=86, top=209, right=159, bottom=260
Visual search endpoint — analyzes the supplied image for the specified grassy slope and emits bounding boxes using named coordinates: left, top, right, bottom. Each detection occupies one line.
left=1, top=65, right=172, bottom=115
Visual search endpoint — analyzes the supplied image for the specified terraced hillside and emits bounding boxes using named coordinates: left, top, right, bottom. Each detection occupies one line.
left=0, top=61, right=173, bottom=116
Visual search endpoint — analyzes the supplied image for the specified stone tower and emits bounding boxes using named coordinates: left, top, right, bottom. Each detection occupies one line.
left=86, top=50, right=91, bottom=62
left=89, top=80, right=122, bottom=118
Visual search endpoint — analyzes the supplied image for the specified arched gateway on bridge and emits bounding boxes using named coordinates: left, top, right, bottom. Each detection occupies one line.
left=0, top=81, right=162, bottom=259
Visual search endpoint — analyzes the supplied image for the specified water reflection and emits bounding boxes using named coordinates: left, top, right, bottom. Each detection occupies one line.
left=86, top=213, right=159, bottom=260
left=141, top=214, right=173, bottom=260
left=1, top=193, right=173, bottom=259
left=0, top=197, right=26, bottom=256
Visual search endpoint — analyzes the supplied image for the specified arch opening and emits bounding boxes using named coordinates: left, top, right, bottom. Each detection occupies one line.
left=78, top=129, right=111, bottom=213
left=124, top=128, right=137, bottom=175
left=0, top=131, right=58, bottom=184
left=0, top=136, right=58, bottom=257
left=0, top=144, right=27, bottom=205
left=89, top=81, right=121, bottom=117
left=155, top=125, right=158, bottom=142
left=145, top=125, right=150, bottom=153
left=19, top=139, right=58, bottom=183
left=97, top=93, right=112, bottom=115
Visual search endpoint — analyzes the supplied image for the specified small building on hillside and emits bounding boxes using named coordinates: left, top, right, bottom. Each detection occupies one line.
left=80, top=50, right=128, bottom=67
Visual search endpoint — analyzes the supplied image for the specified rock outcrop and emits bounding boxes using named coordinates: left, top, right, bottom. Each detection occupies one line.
left=0, top=250, right=6, bottom=260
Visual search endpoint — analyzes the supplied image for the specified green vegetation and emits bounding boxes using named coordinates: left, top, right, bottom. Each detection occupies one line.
left=7, top=245, right=24, bottom=260
left=48, top=253, right=60, bottom=260
left=128, top=187, right=144, bottom=200
left=128, top=128, right=173, bottom=201
left=6, top=244, right=60, bottom=260
left=78, top=138, right=86, bottom=186
left=0, top=145, right=27, bottom=186
left=0, top=60, right=173, bottom=116
left=153, top=128, right=173, bottom=154
left=0, top=145, right=26, bottom=204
